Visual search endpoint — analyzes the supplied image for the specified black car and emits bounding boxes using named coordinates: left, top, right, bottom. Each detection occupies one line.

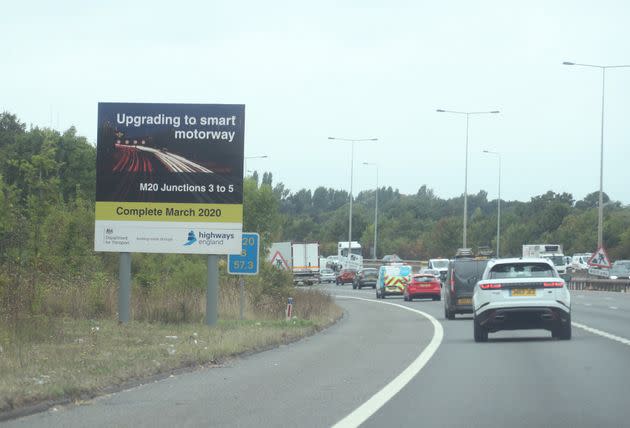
left=443, top=256, right=489, bottom=319
left=353, top=268, right=378, bottom=289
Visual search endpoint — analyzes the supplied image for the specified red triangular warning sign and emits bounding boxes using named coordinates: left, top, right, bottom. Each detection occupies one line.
left=270, top=250, right=289, bottom=270
left=588, top=246, right=611, bottom=268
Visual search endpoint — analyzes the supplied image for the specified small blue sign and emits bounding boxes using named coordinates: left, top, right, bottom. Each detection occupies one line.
left=228, top=233, right=260, bottom=275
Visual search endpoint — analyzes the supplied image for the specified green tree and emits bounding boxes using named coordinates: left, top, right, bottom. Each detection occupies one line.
left=243, top=178, right=281, bottom=253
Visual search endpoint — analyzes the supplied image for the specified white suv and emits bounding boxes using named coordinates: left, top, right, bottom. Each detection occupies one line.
left=472, top=258, right=571, bottom=342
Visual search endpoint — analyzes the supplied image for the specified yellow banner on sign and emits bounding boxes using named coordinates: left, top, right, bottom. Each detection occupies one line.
left=95, top=202, right=243, bottom=223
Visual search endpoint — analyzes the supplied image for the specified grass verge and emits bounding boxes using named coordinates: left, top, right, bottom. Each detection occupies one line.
left=0, top=296, right=342, bottom=416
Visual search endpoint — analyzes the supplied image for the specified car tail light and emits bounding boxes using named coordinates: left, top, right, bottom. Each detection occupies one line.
left=450, top=271, right=455, bottom=292
left=479, top=283, right=502, bottom=289
left=543, top=281, right=564, bottom=288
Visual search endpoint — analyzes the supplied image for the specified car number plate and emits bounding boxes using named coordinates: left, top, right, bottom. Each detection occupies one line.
left=511, top=288, right=535, bottom=296
left=457, top=298, right=472, bottom=305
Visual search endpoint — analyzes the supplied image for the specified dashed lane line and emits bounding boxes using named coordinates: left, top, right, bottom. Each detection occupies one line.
left=332, top=296, right=443, bottom=428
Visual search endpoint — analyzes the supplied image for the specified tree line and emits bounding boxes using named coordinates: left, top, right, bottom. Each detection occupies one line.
left=1, top=110, right=629, bottom=308
left=250, top=173, right=630, bottom=262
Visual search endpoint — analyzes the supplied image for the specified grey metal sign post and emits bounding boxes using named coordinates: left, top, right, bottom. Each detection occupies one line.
left=206, top=255, right=219, bottom=326
left=118, top=252, right=131, bottom=323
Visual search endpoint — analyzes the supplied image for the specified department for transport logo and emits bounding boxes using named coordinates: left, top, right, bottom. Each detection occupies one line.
left=184, top=230, right=197, bottom=246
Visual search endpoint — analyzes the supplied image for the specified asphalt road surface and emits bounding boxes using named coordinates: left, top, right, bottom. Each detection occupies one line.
left=4, top=286, right=630, bottom=427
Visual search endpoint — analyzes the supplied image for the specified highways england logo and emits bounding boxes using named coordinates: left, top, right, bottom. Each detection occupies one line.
left=184, top=230, right=197, bottom=246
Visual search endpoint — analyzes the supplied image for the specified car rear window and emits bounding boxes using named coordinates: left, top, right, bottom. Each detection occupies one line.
left=611, top=261, right=630, bottom=274
left=413, top=275, right=435, bottom=282
left=432, top=260, right=449, bottom=269
left=452, top=261, right=478, bottom=278
left=488, top=262, right=555, bottom=279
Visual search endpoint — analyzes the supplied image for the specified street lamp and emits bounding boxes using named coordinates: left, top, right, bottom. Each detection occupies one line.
left=563, top=61, right=630, bottom=248
left=436, top=109, right=500, bottom=248
left=483, top=150, right=501, bottom=257
left=244, top=155, right=268, bottom=177
left=363, top=162, right=379, bottom=259
left=328, top=137, right=378, bottom=264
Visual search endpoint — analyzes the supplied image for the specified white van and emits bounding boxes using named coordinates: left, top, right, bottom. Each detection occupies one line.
left=571, top=253, right=592, bottom=271
left=428, top=258, right=450, bottom=282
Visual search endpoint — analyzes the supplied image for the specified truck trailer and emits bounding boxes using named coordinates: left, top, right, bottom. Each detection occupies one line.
left=268, top=241, right=320, bottom=285
left=522, top=244, right=567, bottom=275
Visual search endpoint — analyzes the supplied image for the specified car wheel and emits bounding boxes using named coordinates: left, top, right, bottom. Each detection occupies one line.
left=474, top=316, right=488, bottom=342
left=358, top=284, right=362, bottom=290
left=408, top=295, right=413, bottom=302
left=403, top=294, right=408, bottom=301
left=352, top=282, right=357, bottom=289
left=445, top=306, right=455, bottom=320
left=555, top=315, right=572, bottom=340
left=372, top=284, right=376, bottom=289
left=433, top=295, right=441, bottom=301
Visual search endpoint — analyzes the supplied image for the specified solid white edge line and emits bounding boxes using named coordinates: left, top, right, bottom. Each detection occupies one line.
left=572, top=321, right=630, bottom=346
left=332, top=296, right=444, bottom=428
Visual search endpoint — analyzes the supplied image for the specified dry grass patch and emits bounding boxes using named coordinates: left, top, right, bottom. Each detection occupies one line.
left=0, top=289, right=342, bottom=414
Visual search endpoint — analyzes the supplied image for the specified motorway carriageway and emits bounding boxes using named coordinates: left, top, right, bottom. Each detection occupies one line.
left=3, top=287, right=630, bottom=428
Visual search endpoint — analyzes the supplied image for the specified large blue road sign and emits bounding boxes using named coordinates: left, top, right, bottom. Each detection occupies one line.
left=228, top=233, right=259, bottom=275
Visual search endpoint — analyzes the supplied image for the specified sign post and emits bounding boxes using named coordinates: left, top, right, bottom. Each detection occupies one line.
left=118, top=252, right=131, bottom=323
left=228, top=233, right=260, bottom=319
left=206, top=255, right=219, bottom=326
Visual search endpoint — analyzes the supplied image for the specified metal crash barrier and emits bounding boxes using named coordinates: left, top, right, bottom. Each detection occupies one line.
left=568, top=278, right=630, bottom=293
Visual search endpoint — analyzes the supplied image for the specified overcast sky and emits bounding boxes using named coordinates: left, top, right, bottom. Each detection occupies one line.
left=2, top=0, right=629, bottom=203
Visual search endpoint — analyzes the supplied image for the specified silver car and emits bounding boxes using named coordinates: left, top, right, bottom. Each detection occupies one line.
left=319, top=268, right=336, bottom=283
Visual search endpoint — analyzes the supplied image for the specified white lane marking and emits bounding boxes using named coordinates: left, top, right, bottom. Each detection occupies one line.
left=572, top=322, right=630, bottom=347
left=332, top=296, right=443, bottom=428
left=609, top=306, right=618, bottom=310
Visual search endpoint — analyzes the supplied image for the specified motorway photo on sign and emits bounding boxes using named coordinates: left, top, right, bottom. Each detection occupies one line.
left=94, top=102, right=245, bottom=254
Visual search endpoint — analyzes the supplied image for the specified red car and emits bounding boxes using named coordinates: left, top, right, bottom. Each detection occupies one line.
left=404, top=274, right=442, bottom=301
left=336, top=269, right=357, bottom=285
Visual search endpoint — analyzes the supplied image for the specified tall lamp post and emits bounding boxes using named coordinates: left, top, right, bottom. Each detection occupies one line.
left=363, top=162, right=379, bottom=259
left=328, top=137, right=378, bottom=263
left=436, top=109, right=500, bottom=248
left=483, top=150, right=501, bottom=257
left=244, top=155, right=268, bottom=177
left=563, top=61, right=630, bottom=248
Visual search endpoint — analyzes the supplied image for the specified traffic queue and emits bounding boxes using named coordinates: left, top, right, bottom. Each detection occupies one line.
left=325, top=246, right=577, bottom=342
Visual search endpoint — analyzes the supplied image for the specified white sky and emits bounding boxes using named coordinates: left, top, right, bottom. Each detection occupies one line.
left=2, top=0, right=629, bottom=203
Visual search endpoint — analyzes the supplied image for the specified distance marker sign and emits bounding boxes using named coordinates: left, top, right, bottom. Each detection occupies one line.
left=228, top=233, right=260, bottom=275
left=94, top=102, right=244, bottom=254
